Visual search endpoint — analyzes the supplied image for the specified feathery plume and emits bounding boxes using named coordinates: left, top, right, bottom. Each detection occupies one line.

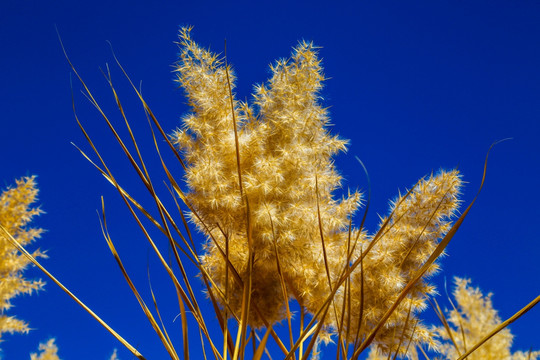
left=319, top=170, right=462, bottom=355
left=435, top=277, right=539, bottom=360
left=30, top=338, right=61, bottom=360
left=109, top=349, right=119, bottom=360
left=0, top=176, right=45, bottom=338
left=173, top=27, right=360, bottom=326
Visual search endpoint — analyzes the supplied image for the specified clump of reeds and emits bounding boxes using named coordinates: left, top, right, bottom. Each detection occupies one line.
left=2, top=27, right=539, bottom=360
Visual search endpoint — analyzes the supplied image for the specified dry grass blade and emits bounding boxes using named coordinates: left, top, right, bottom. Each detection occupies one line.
left=352, top=249, right=365, bottom=353
left=252, top=328, right=272, bottom=360
left=284, top=299, right=327, bottom=359
left=418, top=345, right=431, bottom=360
left=199, top=327, right=209, bottom=360
left=456, top=293, right=540, bottom=360
left=429, top=297, right=462, bottom=356
left=315, top=172, right=347, bottom=359
left=223, top=42, right=254, bottom=360
left=148, top=268, right=182, bottom=359
left=299, top=306, right=305, bottom=359
left=401, top=320, right=418, bottom=359
left=67, top=33, right=199, bottom=282
left=0, top=223, right=146, bottom=360
left=335, top=265, right=350, bottom=360
left=300, top=303, right=331, bottom=360
left=354, top=156, right=371, bottom=238
left=233, top=276, right=253, bottom=360
left=267, top=207, right=296, bottom=360
left=99, top=199, right=179, bottom=359
left=251, top=330, right=257, bottom=356
left=224, top=234, right=230, bottom=360
left=202, top=275, right=235, bottom=357
left=390, top=300, right=414, bottom=360
left=444, top=279, right=468, bottom=351
left=315, top=174, right=333, bottom=292
left=165, top=183, right=197, bottom=255
left=175, top=282, right=190, bottom=360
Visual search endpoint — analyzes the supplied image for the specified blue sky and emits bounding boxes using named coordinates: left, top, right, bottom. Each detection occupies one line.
left=1, top=1, right=540, bottom=358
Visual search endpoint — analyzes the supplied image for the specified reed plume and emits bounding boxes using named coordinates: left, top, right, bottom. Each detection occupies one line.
left=0, top=176, right=44, bottom=338
left=172, top=28, right=465, bottom=356
left=30, top=338, right=61, bottom=360
left=434, top=278, right=540, bottom=360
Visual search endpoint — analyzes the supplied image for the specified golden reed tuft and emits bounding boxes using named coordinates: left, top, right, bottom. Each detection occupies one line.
left=173, top=28, right=360, bottom=327
left=0, top=176, right=44, bottom=337
left=172, top=28, right=467, bottom=355
left=30, top=338, right=61, bottom=360
left=434, top=278, right=540, bottom=360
